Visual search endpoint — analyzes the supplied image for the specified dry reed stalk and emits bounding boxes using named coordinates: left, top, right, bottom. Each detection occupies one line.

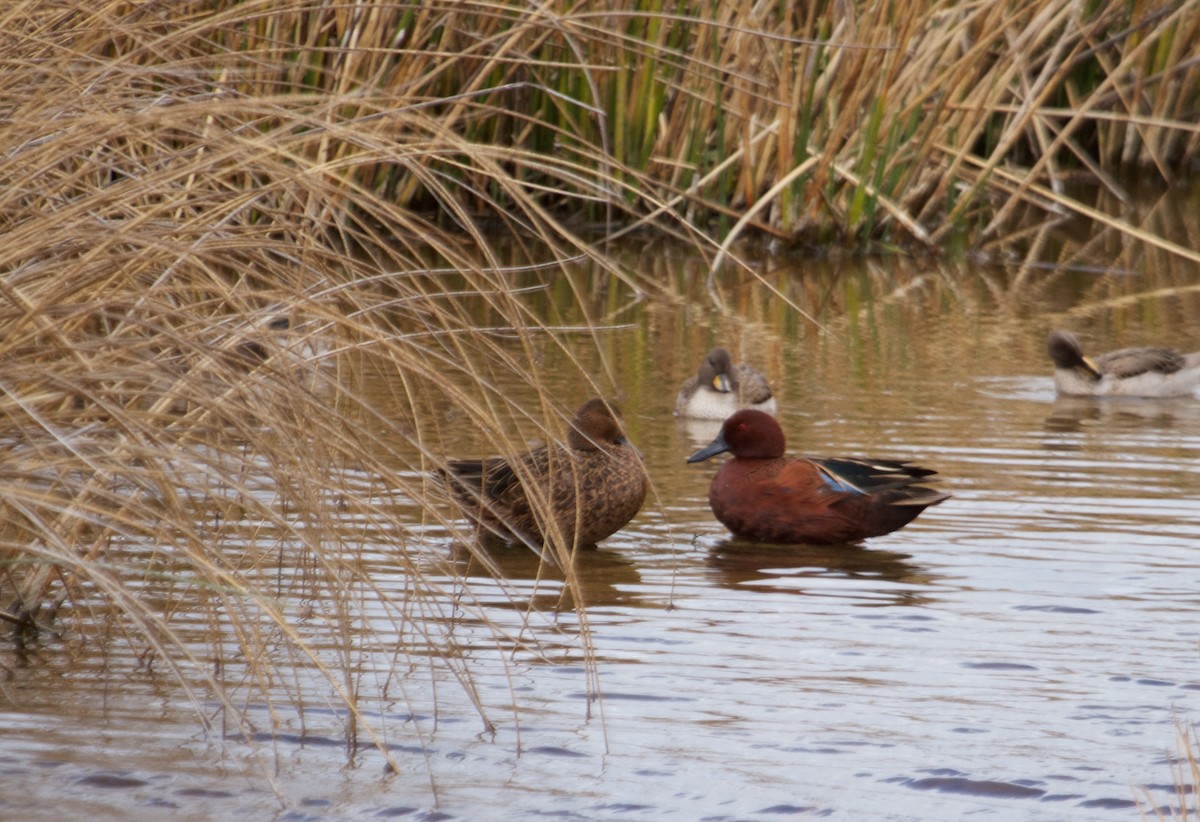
left=1171, top=720, right=1200, bottom=820
left=1138, top=718, right=1200, bottom=820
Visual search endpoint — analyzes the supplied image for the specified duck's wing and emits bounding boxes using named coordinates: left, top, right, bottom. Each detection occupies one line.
left=674, top=375, right=701, bottom=414
left=811, top=457, right=947, bottom=504
left=444, top=457, right=502, bottom=500
left=1095, top=346, right=1185, bottom=377
left=446, top=449, right=538, bottom=501
left=733, top=363, right=773, bottom=405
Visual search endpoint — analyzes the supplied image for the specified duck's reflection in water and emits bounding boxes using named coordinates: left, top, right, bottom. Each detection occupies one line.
left=704, top=539, right=937, bottom=606
left=677, top=416, right=725, bottom=449
left=1043, top=394, right=1200, bottom=437
left=450, top=540, right=643, bottom=611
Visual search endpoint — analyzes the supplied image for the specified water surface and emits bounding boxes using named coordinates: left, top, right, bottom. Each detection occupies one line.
left=4, top=195, right=1200, bottom=819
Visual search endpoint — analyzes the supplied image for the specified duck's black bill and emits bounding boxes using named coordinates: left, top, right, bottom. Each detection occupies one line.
left=686, top=436, right=729, bottom=463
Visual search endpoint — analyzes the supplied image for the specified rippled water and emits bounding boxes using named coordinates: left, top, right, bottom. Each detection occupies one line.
left=5, top=205, right=1200, bottom=819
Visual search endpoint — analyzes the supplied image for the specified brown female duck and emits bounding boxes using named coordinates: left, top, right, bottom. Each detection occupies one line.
left=443, top=398, right=646, bottom=548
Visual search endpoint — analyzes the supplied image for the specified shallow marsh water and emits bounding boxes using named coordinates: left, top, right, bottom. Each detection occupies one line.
left=5, top=191, right=1200, bottom=819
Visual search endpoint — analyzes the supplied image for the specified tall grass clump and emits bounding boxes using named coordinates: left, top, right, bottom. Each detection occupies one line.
left=111, top=0, right=1200, bottom=255
left=11, top=0, right=1194, bottom=254
left=0, top=0, right=661, bottom=759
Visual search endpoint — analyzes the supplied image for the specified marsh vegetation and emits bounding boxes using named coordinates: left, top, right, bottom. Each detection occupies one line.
left=3, top=0, right=1200, bottom=815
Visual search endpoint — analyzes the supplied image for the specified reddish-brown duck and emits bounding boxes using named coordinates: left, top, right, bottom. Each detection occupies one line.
left=686, top=410, right=947, bottom=544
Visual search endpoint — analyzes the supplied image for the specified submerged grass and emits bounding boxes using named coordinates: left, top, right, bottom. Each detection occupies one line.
left=2, top=0, right=1200, bottom=770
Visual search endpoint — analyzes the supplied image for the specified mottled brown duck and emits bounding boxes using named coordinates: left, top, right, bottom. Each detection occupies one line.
left=444, top=398, right=647, bottom=548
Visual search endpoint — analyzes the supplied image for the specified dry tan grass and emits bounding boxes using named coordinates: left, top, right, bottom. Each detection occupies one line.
left=1137, top=718, right=1200, bottom=819
left=0, top=3, right=659, bottom=757
left=8, top=0, right=1196, bottom=253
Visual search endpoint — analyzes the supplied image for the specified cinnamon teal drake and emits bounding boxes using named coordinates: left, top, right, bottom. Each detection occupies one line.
left=443, top=398, right=647, bottom=548
left=686, top=410, right=948, bottom=544
left=1047, top=330, right=1200, bottom=398
left=674, top=347, right=776, bottom=420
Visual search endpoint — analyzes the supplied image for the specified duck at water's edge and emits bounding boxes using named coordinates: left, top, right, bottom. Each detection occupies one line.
left=1047, top=330, right=1200, bottom=398
left=442, top=398, right=647, bottom=548
left=675, top=347, right=776, bottom=420
left=686, top=410, right=947, bottom=544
